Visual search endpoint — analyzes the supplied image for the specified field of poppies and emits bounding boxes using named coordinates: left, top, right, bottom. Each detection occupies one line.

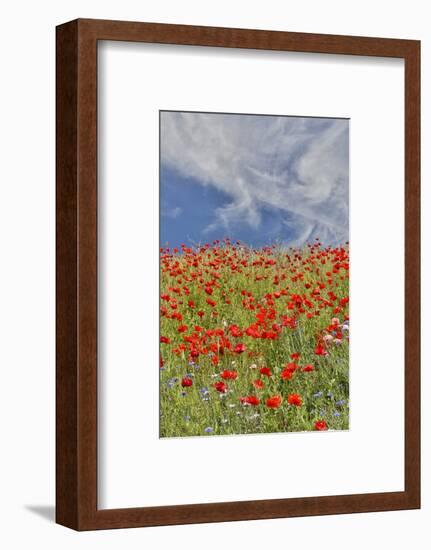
left=160, top=238, right=349, bottom=437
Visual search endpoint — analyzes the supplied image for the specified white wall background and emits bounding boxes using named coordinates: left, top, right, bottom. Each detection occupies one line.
left=0, top=0, right=428, bottom=548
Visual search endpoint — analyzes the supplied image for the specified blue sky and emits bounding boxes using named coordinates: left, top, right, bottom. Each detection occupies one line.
left=160, top=111, right=349, bottom=249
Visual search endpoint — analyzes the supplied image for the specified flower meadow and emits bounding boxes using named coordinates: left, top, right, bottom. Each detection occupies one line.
left=160, top=238, right=349, bottom=437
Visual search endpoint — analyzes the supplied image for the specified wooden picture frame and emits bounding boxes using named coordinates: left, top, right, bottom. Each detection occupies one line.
left=56, top=18, right=420, bottom=530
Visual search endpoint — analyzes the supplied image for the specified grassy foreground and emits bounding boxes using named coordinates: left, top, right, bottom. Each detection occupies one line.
left=160, top=239, right=349, bottom=437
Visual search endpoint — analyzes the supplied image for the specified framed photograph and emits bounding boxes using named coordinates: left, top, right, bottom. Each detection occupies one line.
left=56, top=18, right=420, bottom=530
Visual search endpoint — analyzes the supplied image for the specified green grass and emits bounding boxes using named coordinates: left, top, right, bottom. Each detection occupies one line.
left=159, top=241, right=349, bottom=437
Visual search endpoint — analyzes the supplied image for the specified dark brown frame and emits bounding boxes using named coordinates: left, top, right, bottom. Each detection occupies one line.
left=56, top=18, right=420, bottom=531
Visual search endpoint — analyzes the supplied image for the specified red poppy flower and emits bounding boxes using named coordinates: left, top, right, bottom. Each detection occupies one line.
left=221, top=370, right=238, bottom=380
left=287, top=393, right=302, bottom=406
left=302, top=364, right=314, bottom=372
left=266, top=395, right=282, bottom=408
left=290, top=352, right=301, bottom=360
left=246, top=325, right=260, bottom=338
left=229, top=325, right=243, bottom=337
left=181, top=377, right=193, bottom=387
left=315, top=344, right=328, bottom=356
left=213, top=381, right=227, bottom=393
left=233, top=343, right=246, bottom=354
left=260, top=367, right=272, bottom=377
left=280, top=316, right=296, bottom=328
left=253, top=379, right=264, bottom=389
left=314, top=420, right=328, bottom=431
left=240, top=395, right=260, bottom=406
left=160, top=336, right=171, bottom=344
left=281, top=368, right=294, bottom=380
left=177, top=324, right=188, bottom=333
left=171, top=311, right=183, bottom=321
left=284, top=362, right=299, bottom=373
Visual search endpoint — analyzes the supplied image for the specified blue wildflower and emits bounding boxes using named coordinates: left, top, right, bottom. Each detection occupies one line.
left=166, top=377, right=178, bottom=389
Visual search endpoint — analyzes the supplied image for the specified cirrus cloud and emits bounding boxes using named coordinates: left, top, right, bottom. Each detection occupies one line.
left=160, top=111, right=349, bottom=246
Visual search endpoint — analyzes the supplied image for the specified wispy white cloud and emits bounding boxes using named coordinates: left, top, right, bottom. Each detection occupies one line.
left=160, top=111, right=349, bottom=246
left=162, top=206, right=183, bottom=219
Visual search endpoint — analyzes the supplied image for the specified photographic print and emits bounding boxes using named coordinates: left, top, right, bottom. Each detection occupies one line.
left=159, top=111, right=349, bottom=438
